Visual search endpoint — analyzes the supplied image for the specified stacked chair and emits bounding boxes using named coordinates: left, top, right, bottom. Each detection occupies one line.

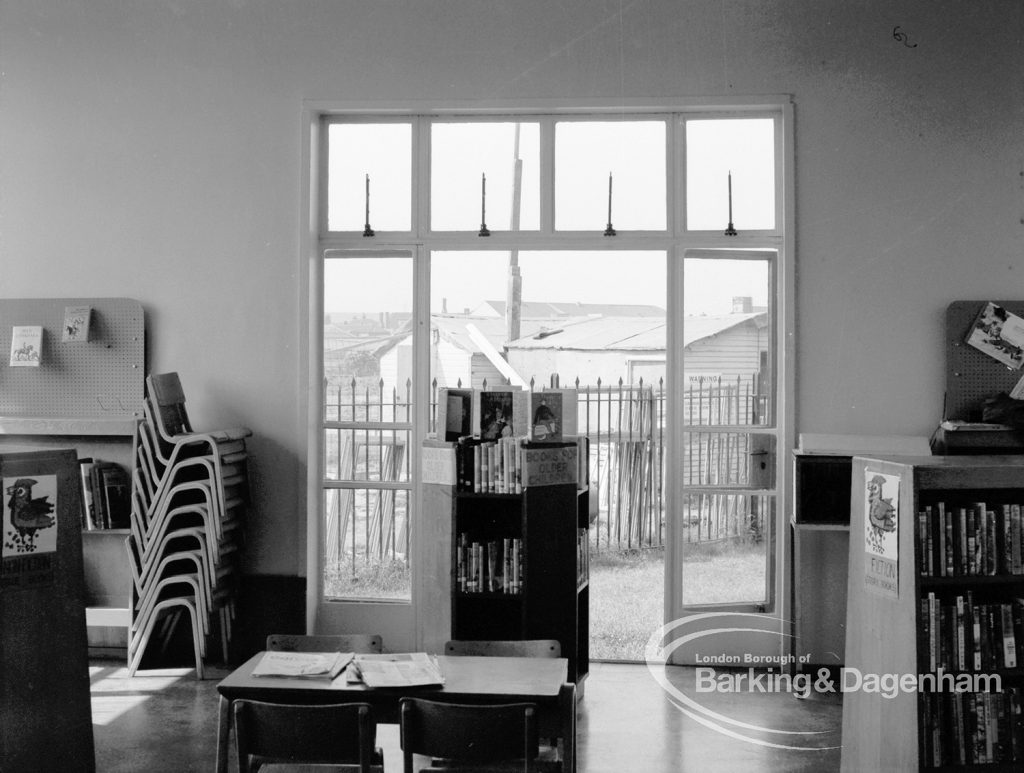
left=126, top=372, right=251, bottom=679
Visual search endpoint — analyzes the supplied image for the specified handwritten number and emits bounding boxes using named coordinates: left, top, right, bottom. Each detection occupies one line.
left=893, top=25, right=917, bottom=48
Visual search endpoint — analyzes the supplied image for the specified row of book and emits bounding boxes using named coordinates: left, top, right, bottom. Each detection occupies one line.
left=77, top=458, right=130, bottom=530
left=456, top=436, right=526, bottom=494
left=921, top=592, right=1024, bottom=673
left=921, top=687, right=1024, bottom=767
left=455, top=533, right=523, bottom=594
left=577, top=528, right=589, bottom=589
left=454, top=435, right=589, bottom=493
left=917, top=501, right=1024, bottom=578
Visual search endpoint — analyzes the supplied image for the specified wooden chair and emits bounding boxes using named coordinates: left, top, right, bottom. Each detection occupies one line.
left=266, top=633, right=383, bottom=654
left=444, top=639, right=561, bottom=658
left=400, top=697, right=539, bottom=773
left=233, top=699, right=383, bottom=773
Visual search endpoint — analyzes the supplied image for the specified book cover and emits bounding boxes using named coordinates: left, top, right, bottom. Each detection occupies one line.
left=436, top=387, right=473, bottom=442
left=475, top=388, right=527, bottom=441
left=540, top=389, right=578, bottom=436
left=78, top=458, right=97, bottom=530
left=965, top=302, right=1024, bottom=370
left=61, top=305, right=92, bottom=343
left=100, top=464, right=131, bottom=529
left=529, top=392, right=563, bottom=441
left=9, top=325, right=43, bottom=366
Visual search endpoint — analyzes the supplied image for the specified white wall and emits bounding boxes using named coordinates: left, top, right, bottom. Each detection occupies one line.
left=2, top=0, right=1021, bottom=577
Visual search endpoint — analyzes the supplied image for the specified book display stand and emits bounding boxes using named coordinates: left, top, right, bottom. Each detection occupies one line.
left=421, top=435, right=589, bottom=689
left=0, top=449, right=95, bottom=771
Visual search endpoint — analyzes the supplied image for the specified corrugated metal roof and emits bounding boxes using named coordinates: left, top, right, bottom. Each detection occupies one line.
left=475, top=300, right=665, bottom=318
left=432, top=314, right=576, bottom=352
left=380, top=312, right=764, bottom=355
left=506, top=313, right=764, bottom=351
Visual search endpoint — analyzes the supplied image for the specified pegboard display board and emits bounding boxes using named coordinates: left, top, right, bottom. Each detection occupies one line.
left=945, top=300, right=1024, bottom=421
left=0, top=298, right=144, bottom=429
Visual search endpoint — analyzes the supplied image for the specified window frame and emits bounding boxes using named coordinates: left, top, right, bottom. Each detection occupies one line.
left=301, top=98, right=795, bottom=653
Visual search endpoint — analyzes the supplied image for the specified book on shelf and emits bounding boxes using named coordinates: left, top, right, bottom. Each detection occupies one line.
left=475, top=388, right=528, bottom=441
left=456, top=532, right=523, bottom=594
left=78, top=457, right=97, bottom=530
left=918, top=500, right=1024, bottom=578
left=83, top=461, right=130, bottom=529
left=920, top=595, right=1024, bottom=672
left=921, top=686, right=1024, bottom=765
left=529, top=391, right=564, bottom=441
left=535, top=388, right=578, bottom=437
left=436, top=387, right=474, bottom=442
left=251, top=650, right=353, bottom=680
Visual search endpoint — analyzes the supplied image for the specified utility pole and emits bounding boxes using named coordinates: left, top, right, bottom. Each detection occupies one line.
left=505, top=123, right=523, bottom=345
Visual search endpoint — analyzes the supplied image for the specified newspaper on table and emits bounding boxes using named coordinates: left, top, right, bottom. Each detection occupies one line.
left=251, top=650, right=353, bottom=680
left=349, top=652, right=445, bottom=688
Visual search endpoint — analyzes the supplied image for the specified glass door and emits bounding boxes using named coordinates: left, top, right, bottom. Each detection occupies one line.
left=314, top=248, right=418, bottom=648
left=663, top=249, right=785, bottom=665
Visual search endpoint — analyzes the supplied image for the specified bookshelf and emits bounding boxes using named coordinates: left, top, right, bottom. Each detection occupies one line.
left=841, top=454, right=1024, bottom=772
left=422, top=437, right=590, bottom=687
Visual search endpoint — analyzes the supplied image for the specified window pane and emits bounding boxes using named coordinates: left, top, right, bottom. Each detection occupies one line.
left=686, top=118, right=775, bottom=231
left=324, top=253, right=413, bottom=601
left=431, top=122, right=539, bottom=231
left=555, top=121, right=666, bottom=231
left=327, top=123, right=412, bottom=232
left=681, top=432, right=776, bottom=488
left=681, top=492, right=771, bottom=605
left=323, top=488, right=410, bottom=600
left=683, top=254, right=772, bottom=425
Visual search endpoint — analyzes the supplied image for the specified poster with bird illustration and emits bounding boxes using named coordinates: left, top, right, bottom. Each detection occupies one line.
left=2, top=474, right=58, bottom=568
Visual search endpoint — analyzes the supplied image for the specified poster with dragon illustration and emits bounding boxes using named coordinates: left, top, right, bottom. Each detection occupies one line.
left=0, top=474, right=58, bottom=590
left=863, top=470, right=900, bottom=599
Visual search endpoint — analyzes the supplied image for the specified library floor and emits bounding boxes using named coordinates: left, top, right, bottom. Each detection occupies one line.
left=90, top=659, right=843, bottom=772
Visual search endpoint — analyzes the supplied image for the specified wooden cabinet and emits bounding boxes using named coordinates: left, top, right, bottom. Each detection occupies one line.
left=791, top=452, right=852, bottom=671
left=451, top=483, right=589, bottom=685
left=0, top=449, right=95, bottom=770
left=841, top=454, right=1024, bottom=772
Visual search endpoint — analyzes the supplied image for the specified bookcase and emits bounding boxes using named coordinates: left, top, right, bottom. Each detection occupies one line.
left=421, top=437, right=589, bottom=687
left=841, top=454, right=1024, bottom=772
left=451, top=480, right=590, bottom=686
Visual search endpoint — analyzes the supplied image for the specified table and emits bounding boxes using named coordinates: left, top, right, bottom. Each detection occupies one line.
left=216, top=653, right=576, bottom=772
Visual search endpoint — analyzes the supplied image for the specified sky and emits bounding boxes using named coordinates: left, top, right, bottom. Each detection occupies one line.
left=324, top=117, right=774, bottom=318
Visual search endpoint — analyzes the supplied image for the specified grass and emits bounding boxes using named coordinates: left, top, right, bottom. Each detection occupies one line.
left=589, top=540, right=766, bottom=662
left=321, top=541, right=766, bottom=663
left=324, top=557, right=411, bottom=600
